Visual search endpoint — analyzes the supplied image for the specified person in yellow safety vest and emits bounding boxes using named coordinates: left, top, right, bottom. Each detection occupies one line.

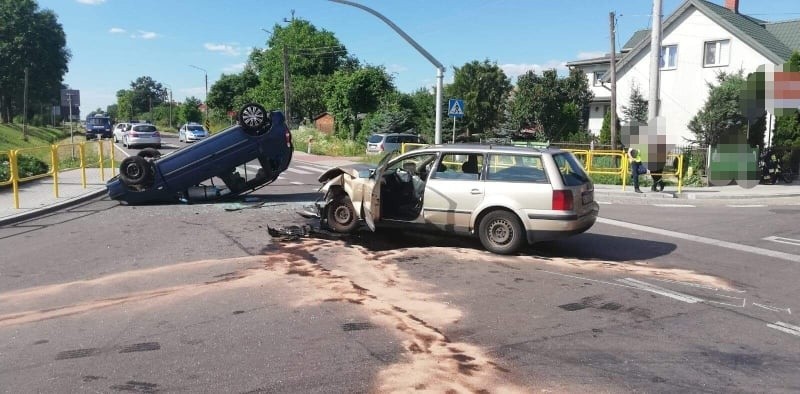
left=628, top=148, right=644, bottom=193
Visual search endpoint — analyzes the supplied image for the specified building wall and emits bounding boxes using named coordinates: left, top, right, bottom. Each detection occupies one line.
left=314, top=114, right=334, bottom=134
left=573, top=63, right=612, bottom=135
left=616, top=6, right=775, bottom=143
left=587, top=101, right=610, bottom=136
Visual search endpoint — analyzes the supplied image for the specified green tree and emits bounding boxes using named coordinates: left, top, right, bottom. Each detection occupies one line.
left=448, top=59, right=512, bottom=138
left=323, top=65, right=394, bottom=140
left=688, top=72, right=748, bottom=146
left=249, top=19, right=351, bottom=122
left=116, top=90, right=134, bottom=121
left=406, top=88, right=438, bottom=143
left=510, top=68, right=593, bottom=141
left=207, top=69, right=258, bottom=113
left=599, top=110, right=622, bottom=145
left=622, top=83, right=648, bottom=123
left=129, top=76, right=166, bottom=115
left=178, top=97, right=203, bottom=124
left=0, top=0, right=70, bottom=123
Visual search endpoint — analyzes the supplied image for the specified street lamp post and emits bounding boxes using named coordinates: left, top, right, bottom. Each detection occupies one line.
left=163, top=83, right=173, bottom=129
left=328, top=0, right=445, bottom=144
left=189, top=65, right=209, bottom=126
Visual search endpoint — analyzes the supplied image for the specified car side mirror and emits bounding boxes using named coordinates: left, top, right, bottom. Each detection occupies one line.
left=368, top=168, right=376, bottom=178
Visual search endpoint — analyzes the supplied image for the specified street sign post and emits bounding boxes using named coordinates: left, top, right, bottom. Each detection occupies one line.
left=448, top=99, right=464, bottom=143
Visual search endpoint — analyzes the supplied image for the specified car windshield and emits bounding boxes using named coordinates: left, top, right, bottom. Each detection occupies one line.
left=368, top=135, right=384, bottom=143
left=553, top=152, right=590, bottom=186
left=88, top=117, right=110, bottom=127
left=187, top=125, right=205, bottom=131
left=133, top=125, right=156, bottom=133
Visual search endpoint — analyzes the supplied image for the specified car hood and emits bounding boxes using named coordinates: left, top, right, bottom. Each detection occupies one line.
left=318, top=163, right=376, bottom=183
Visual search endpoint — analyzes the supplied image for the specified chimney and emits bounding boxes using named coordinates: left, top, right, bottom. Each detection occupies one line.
left=725, top=0, right=739, bottom=13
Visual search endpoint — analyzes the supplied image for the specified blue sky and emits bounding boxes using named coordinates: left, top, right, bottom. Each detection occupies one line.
left=37, top=0, right=800, bottom=114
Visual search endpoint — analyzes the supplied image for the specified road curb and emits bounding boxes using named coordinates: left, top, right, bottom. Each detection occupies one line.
left=0, top=188, right=108, bottom=227
left=674, top=192, right=800, bottom=200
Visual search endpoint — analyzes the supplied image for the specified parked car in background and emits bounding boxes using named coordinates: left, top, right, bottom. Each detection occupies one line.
left=122, top=123, right=161, bottom=149
left=178, top=123, right=209, bottom=142
left=107, top=103, right=293, bottom=204
left=315, top=144, right=598, bottom=254
left=113, top=122, right=131, bottom=143
left=365, top=133, right=422, bottom=155
left=85, top=114, right=113, bottom=140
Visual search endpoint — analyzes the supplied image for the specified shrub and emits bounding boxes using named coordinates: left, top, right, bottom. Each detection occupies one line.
left=15, top=155, right=50, bottom=178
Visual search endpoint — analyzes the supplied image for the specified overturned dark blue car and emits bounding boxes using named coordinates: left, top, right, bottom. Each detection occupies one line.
left=106, top=103, right=293, bottom=204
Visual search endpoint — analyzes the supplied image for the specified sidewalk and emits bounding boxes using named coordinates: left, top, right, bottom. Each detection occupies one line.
left=0, top=168, right=112, bottom=225
left=2, top=152, right=799, bottom=226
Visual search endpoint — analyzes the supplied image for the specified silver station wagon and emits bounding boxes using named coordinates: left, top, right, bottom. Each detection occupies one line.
left=315, top=144, right=599, bottom=254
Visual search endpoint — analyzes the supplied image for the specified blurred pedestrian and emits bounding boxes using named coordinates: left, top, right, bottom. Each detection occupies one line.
left=628, top=148, right=644, bottom=193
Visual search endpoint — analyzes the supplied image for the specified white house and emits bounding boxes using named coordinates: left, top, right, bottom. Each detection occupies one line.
left=568, top=0, right=800, bottom=144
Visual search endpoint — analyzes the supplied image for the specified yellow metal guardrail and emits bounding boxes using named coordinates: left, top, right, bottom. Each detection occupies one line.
left=2, top=139, right=117, bottom=209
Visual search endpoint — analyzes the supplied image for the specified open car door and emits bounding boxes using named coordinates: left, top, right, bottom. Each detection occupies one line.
left=362, top=151, right=397, bottom=231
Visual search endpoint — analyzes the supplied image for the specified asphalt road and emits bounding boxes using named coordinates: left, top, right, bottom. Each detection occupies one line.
left=1, top=142, right=799, bottom=392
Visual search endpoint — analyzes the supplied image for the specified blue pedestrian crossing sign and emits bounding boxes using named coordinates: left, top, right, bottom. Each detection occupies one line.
left=448, top=99, right=464, bottom=118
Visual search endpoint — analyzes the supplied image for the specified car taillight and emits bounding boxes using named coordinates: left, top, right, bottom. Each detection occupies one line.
left=379, top=143, right=384, bottom=151
left=285, top=128, right=291, bottom=147
left=153, top=131, right=160, bottom=137
left=552, top=190, right=573, bottom=211
left=129, top=132, right=138, bottom=137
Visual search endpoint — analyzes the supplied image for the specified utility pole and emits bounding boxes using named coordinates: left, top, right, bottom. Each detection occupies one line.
left=648, top=0, right=663, bottom=121
left=282, top=45, right=292, bottom=125
left=23, top=67, right=29, bottom=142
left=169, top=88, right=173, bottom=128
left=609, top=12, right=617, bottom=150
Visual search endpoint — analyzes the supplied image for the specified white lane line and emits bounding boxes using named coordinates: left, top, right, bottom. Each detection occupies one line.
left=286, top=167, right=313, bottom=175
left=617, top=278, right=704, bottom=304
left=727, top=204, right=766, bottom=208
left=763, top=236, right=800, bottom=247
left=290, top=181, right=304, bottom=185
left=598, top=217, right=800, bottom=263
left=597, top=201, right=612, bottom=205
left=114, top=143, right=131, bottom=157
left=767, top=321, right=800, bottom=337
left=653, top=204, right=695, bottom=208
left=294, top=165, right=325, bottom=173
left=705, top=293, right=746, bottom=308
left=754, top=303, right=792, bottom=314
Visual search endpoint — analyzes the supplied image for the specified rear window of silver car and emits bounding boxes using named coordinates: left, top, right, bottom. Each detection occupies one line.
left=553, top=153, right=590, bottom=186
left=368, top=134, right=384, bottom=143
left=486, top=154, right=548, bottom=183
left=133, top=125, right=156, bottom=133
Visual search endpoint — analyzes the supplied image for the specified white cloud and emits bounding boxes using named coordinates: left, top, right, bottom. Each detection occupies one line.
left=204, top=43, right=241, bottom=56
left=77, top=0, right=106, bottom=4
left=109, top=27, right=126, bottom=34
left=500, top=61, right=568, bottom=78
left=138, top=31, right=159, bottom=40
left=577, top=51, right=607, bottom=60
left=223, top=63, right=246, bottom=73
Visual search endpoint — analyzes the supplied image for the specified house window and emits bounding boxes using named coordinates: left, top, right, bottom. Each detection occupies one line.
left=593, top=71, right=606, bottom=86
left=660, top=45, right=677, bottom=70
left=704, top=39, right=730, bottom=67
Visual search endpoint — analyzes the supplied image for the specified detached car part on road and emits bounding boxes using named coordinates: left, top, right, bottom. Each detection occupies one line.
left=314, top=144, right=598, bottom=255
left=106, top=103, right=292, bottom=204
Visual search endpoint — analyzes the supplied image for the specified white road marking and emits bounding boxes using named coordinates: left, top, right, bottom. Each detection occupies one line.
left=597, top=201, right=612, bottom=205
left=705, top=293, right=746, bottom=308
left=753, top=303, right=792, bottom=314
left=114, top=144, right=131, bottom=157
left=598, top=217, right=800, bottom=263
left=290, top=181, right=304, bottom=185
left=649, top=277, right=746, bottom=293
left=617, top=278, right=704, bottom=304
left=763, top=236, right=800, bottom=247
left=767, top=321, right=800, bottom=337
left=652, top=204, right=695, bottom=208
left=294, top=165, right=325, bottom=173
left=286, top=167, right=312, bottom=175
left=727, top=204, right=767, bottom=208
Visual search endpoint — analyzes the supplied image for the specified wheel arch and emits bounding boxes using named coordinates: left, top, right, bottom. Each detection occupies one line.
left=472, top=205, right=525, bottom=235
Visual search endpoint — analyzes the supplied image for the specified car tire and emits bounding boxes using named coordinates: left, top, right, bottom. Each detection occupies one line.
left=155, top=144, right=162, bottom=149
left=326, top=196, right=359, bottom=233
left=238, top=103, right=271, bottom=135
left=478, top=210, right=524, bottom=255
left=119, top=156, right=152, bottom=186
left=137, top=148, right=161, bottom=160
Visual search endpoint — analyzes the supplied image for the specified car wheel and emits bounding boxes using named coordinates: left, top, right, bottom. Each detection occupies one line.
left=155, top=144, right=162, bottom=149
left=119, top=156, right=152, bottom=186
left=326, top=196, right=359, bottom=233
left=137, top=147, right=161, bottom=160
left=478, top=210, right=524, bottom=255
left=238, top=103, right=271, bottom=135
left=122, top=136, right=128, bottom=148
left=113, top=135, right=118, bottom=143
